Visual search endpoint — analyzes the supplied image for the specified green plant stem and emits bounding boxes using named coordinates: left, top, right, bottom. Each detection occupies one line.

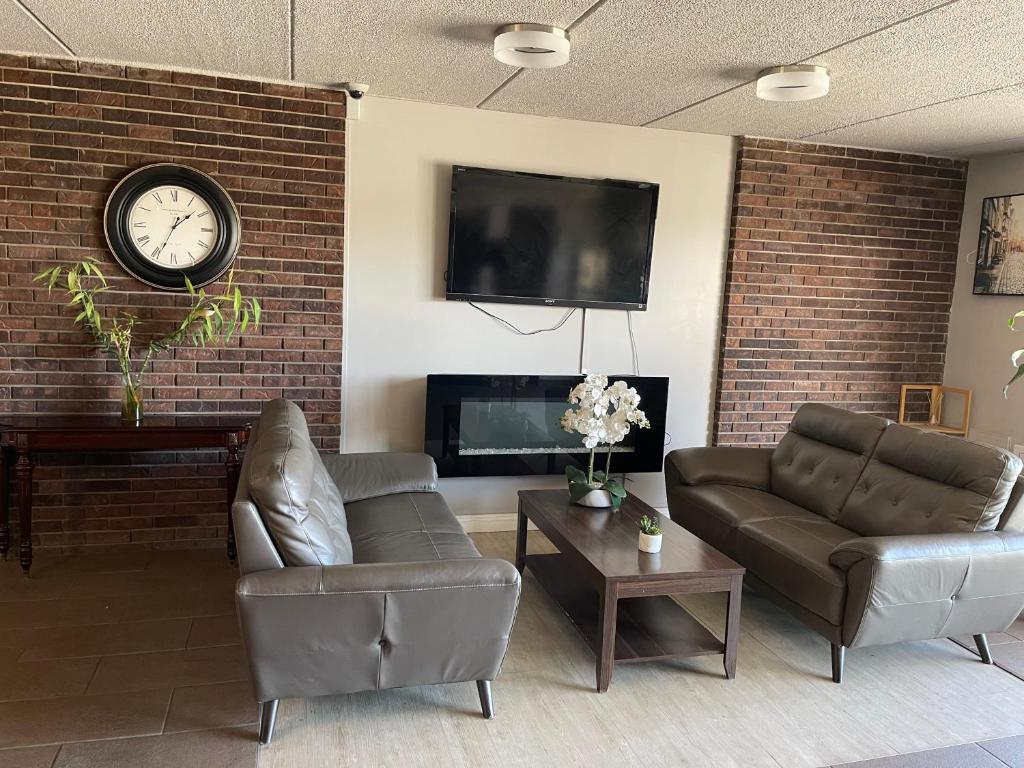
left=605, top=443, right=613, bottom=478
left=587, top=448, right=595, bottom=485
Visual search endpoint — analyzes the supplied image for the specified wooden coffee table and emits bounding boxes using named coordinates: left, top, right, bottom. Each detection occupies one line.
left=516, top=489, right=744, bottom=692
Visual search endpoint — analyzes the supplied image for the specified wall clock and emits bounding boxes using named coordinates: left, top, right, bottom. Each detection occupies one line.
left=104, top=163, right=241, bottom=291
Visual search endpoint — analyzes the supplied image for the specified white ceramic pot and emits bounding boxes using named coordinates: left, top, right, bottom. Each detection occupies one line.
left=575, top=488, right=614, bottom=508
left=638, top=531, right=663, bottom=553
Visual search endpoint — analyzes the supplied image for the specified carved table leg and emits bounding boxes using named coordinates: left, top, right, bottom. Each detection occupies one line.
left=0, top=448, right=9, bottom=561
left=16, top=447, right=33, bottom=576
left=225, top=433, right=241, bottom=562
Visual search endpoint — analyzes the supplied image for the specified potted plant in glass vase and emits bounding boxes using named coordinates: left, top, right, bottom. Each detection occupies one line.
left=36, top=258, right=262, bottom=423
left=560, top=373, right=650, bottom=509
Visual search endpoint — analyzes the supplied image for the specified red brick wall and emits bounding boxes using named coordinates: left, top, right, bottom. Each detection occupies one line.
left=0, top=55, right=344, bottom=551
left=714, top=137, right=967, bottom=445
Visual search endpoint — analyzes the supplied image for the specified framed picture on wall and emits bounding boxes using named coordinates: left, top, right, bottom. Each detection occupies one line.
left=974, top=192, right=1024, bottom=295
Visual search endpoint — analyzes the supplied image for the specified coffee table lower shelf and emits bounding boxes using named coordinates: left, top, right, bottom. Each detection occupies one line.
left=526, top=552, right=725, bottom=665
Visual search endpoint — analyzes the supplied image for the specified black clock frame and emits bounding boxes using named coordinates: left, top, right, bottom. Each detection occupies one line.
left=104, top=163, right=241, bottom=291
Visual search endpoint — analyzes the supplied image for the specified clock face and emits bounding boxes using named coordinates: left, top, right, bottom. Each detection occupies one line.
left=128, top=185, right=221, bottom=270
left=104, top=164, right=241, bottom=291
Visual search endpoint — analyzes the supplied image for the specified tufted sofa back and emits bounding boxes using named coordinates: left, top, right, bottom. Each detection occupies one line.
left=837, top=424, right=1022, bottom=537
left=770, top=404, right=889, bottom=521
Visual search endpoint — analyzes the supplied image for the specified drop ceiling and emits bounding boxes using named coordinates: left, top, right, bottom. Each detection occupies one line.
left=1, top=0, right=1021, bottom=158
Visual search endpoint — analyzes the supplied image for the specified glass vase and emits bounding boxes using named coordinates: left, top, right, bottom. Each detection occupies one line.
left=121, top=377, right=143, bottom=424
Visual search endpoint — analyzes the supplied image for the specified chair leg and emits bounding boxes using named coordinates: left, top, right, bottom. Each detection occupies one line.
left=259, top=699, right=279, bottom=745
left=476, top=680, right=494, bottom=719
left=831, top=643, right=845, bottom=684
left=975, top=634, right=994, bottom=665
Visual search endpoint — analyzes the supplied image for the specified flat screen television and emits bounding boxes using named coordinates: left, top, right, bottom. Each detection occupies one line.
left=445, top=165, right=659, bottom=311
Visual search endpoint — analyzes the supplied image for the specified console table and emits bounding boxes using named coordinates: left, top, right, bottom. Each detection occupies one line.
left=0, top=415, right=252, bottom=575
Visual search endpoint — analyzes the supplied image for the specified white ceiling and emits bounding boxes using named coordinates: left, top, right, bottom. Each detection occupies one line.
left=2, top=0, right=1021, bottom=158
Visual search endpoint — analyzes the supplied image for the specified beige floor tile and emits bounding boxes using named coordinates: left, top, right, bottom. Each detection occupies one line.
left=0, top=596, right=125, bottom=630
left=0, top=688, right=171, bottom=749
left=187, top=615, right=241, bottom=648
left=18, top=618, right=191, bottom=661
left=0, top=744, right=59, bottom=768
left=0, top=657, right=98, bottom=702
left=120, top=589, right=235, bottom=622
left=52, top=726, right=257, bottom=768
left=87, top=644, right=249, bottom=695
left=832, top=743, right=1007, bottom=767
left=164, top=681, right=258, bottom=733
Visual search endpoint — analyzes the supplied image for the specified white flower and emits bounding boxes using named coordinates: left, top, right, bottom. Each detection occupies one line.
left=560, top=373, right=652, bottom=451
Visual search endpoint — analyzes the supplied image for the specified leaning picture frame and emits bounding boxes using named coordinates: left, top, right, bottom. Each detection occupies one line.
left=974, top=192, right=1024, bottom=295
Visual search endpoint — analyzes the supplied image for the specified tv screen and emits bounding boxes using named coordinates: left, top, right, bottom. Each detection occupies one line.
left=446, top=166, right=659, bottom=311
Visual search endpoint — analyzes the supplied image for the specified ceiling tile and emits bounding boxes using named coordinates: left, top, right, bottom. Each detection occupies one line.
left=651, top=0, right=1024, bottom=144
left=293, top=0, right=594, bottom=107
left=22, top=0, right=290, bottom=79
left=0, top=2, right=64, bottom=56
left=484, top=0, right=945, bottom=125
left=808, top=83, right=1024, bottom=157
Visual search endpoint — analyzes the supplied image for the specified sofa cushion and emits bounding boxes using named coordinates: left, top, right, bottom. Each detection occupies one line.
left=247, top=399, right=354, bottom=567
left=668, top=483, right=818, bottom=558
left=736, top=517, right=855, bottom=625
left=838, top=424, right=1023, bottom=537
left=346, top=492, right=480, bottom=564
left=770, top=404, right=889, bottom=521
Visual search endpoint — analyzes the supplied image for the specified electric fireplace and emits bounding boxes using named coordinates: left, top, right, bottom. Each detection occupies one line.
left=424, top=374, right=669, bottom=478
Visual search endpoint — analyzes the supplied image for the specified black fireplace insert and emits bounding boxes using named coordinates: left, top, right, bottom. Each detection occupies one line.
left=424, top=374, right=669, bottom=478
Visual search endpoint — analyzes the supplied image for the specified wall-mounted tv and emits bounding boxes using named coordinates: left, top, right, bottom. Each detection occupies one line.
left=445, top=165, right=659, bottom=311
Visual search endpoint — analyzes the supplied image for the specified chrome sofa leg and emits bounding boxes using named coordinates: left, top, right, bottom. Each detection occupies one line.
left=975, top=634, right=994, bottom=665
left=259, top=699, right=279, bottom=745
left=477, top=680, right=494, bottom=719
left=831, top=643, right=845, bottom=683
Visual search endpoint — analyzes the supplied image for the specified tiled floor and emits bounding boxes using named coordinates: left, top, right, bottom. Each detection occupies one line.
left=1, top=538, right=1023, bottom=768
left=0, top=547, right=257, bottom=768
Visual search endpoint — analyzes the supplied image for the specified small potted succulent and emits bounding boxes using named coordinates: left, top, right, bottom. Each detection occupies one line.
left=638, top=514, right=663, bottom=554
left=560, top=373, right=650, bottom=509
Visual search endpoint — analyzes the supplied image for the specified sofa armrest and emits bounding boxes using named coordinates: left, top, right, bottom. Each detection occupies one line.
left=830, top=531, right=1024, bottom=571
left=831, top=531, right=1024, bottom=648
left=235, top=559, right=521, bottom=701
left=665, top=447, right=772, bottom=491
left=320, top=452, right=438, bottom=503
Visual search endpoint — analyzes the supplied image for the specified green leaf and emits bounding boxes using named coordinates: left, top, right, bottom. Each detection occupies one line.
left=603, top=479, right=627, bottom=498
left=233, top=287, right=242, bottom=315
left=184, top=276, right=195, bottom=296
left=203, top=314, right=213, bottom=338
left=240, top=309, right=249, bottom=334
left=251, top=297, right=261, bottom=327
left=568, top=480, right=595, bottom=503
left=610, top=494, right=623, bottom=510
left=1013, top=349, right=1024, bottom=368
left=565, top=465, right=587, bottom=484
left=591, top=470, right=607, bottom=483
left=1011, top=311, right=1024, bottom=330
left=1005, top=363, right=1024, bottom=397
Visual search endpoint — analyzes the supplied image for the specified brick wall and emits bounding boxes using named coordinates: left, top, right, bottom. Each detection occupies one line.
left=0, top=55, right=344, bottom=551
left=714, top=137, right=967, bottom=445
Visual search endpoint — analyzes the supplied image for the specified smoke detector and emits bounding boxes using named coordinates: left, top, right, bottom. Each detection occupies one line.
left=493, top=24, right=570, bottom=69
left=756, top=65, right=830, bottom=102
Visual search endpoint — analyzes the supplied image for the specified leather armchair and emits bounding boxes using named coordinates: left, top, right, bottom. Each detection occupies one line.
left=232, top=399, right=521, bottom=743
left=666, top=403, right=1024, bottom=682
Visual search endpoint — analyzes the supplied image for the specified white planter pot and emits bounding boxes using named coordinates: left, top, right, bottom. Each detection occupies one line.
left=575, top=488, right=614, bottom=508
left=638, top=532, right=663, bottom=553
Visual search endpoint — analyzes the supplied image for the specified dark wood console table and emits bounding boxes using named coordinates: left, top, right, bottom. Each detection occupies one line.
left=0, top=415, right=252, bottom=575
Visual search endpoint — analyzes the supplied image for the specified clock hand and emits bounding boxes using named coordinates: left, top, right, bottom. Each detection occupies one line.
left=153, top=216, right=180, bottom=259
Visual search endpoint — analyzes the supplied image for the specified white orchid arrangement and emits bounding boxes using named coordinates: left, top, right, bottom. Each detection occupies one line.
left=560, top=373, right=650, bottom=508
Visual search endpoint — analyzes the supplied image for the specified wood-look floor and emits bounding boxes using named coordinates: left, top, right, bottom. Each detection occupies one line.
left=1, top=531, right=1023, bottom=767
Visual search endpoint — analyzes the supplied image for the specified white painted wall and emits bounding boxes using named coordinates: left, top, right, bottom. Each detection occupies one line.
left=944, top=150, right=1024, bottom=452
left=343, top=96, right=736, bottom=518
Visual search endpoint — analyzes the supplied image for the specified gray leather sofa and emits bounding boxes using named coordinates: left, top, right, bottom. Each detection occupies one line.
left=666, top=403, right=1024, bottom=682
left=231, top=399, right=521, bottom=744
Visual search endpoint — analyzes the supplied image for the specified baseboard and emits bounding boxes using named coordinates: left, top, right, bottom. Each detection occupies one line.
left=457, top=512, right=535, bottom=533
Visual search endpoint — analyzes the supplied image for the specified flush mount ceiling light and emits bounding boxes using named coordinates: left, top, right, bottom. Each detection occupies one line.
left=756, top=65, right=830, bottom=102
left=493, top=24, right=570, bottom=69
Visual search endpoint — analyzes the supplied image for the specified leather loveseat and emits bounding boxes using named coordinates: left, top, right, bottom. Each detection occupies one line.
left=231, top=399, right=521, bottom=743
left=666, top=403, right=1024, bottom=682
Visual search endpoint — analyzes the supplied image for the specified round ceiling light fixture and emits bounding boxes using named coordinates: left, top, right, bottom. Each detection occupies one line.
left=493, top=24, right=570, bottom=69
left=755, top=65, right=830, bottom=102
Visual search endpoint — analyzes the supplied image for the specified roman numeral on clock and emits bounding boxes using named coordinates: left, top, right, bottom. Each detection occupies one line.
left=152, top=192, right=162, bottom=203
left=137, top=235, right=150, bottom=244
left=201, top=227, right=213, bottom=233
left=170, top=189, right=178, bottom=202
left=197, top=211, right=208, bottom=218
left=198, top=240, right=208, bottom=248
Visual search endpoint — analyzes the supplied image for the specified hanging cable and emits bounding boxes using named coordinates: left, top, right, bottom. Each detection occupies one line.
left=468, top=302, right=577, bottom=336
left=626, top=310, right=640, bottom=375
